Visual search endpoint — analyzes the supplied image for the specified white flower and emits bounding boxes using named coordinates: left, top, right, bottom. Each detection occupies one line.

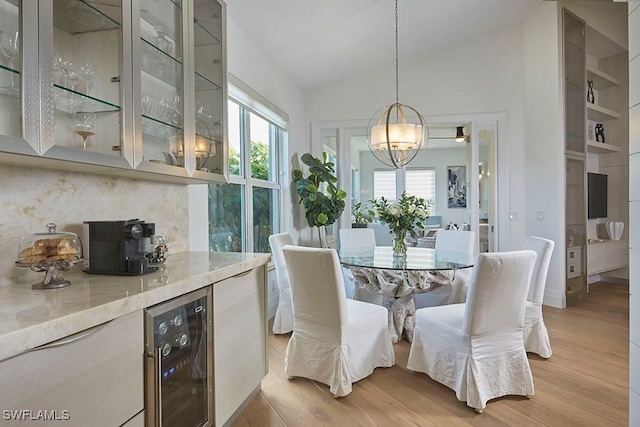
left=416, top=208, right=428, bottom=219
left=408, top=205, right=416, bottom=213
left=388, top=204, right=403, bottom=216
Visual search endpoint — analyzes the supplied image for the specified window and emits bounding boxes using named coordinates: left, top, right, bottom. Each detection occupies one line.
left=373, top=168, right=435, bottom=204
left=209, top=96, right=285, bottom=253
left=374, top=170, right=397, bottom=200
left=406, top=168, right=436, bottom=205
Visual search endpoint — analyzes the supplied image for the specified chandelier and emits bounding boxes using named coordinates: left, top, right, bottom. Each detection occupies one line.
left=367, top=0, right=428, bottom=169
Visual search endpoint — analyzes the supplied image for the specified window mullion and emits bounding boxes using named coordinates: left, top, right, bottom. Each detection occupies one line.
left=241, top=107, right=253, bottom=252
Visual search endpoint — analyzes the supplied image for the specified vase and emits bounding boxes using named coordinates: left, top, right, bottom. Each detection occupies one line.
left=392, top=230, right=407, bottom=259
left=605, top=221, right=624, bottom=241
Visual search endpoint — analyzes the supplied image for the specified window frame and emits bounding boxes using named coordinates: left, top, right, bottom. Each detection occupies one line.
left=224, top=98, right=284, bottom=252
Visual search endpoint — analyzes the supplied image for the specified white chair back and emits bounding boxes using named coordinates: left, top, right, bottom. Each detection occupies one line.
left=435, top=230, right=476, bottom=255
left=523, top=236, right=555, bottom=304
left=463, top=250, right=536, bottom=337
left=283, top=245, right=349, bottom=341
left=269, top=232, right=294, bottom=291
left=339, top=228, right=376, bottom=249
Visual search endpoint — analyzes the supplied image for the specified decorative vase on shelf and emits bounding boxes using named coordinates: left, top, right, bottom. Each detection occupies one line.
left=392, top=230, right=408, bottom=259
left=605, top=221, right=624, bottom=241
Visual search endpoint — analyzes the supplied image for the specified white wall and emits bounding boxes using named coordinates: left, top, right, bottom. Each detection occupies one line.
left=522, top=2, right=565, bottom=307
left=306, top=14, right=531, bottom=252
left=627, top=3, right=640, bottom=425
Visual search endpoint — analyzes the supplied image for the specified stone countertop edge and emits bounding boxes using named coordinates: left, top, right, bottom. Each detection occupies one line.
left=0, top=251, right=271, bottom=362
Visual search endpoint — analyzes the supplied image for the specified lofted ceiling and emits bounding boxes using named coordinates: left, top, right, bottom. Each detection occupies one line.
left=227, top=0, right=545, bottom=93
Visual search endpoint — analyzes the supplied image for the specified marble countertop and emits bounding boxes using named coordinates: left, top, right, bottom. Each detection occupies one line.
left=0, top=251, right=271, bottom=362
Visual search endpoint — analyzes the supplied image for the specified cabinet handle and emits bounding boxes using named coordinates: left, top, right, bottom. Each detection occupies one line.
left=27, top=322, right=109, bottom=352
left=146, top=348, right=163, bottom=427
left=231, top=269, right=252, bottom=278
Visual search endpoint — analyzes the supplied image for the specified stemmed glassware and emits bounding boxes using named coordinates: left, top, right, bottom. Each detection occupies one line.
left=0, top=30, right=20, bottom=94
left=73, top=111, right=96, bottom=150
left=79, top=63, right=95, bottom=94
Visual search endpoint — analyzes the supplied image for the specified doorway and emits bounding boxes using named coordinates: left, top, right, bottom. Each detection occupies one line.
left=311, top=114, right=505, bottom=252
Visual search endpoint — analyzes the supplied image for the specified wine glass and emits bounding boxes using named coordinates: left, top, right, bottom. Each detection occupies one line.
left=73, top=112, right=96, bottom=150
left=0, top=30, right=19, bottom=94
left=79, top=63, right=95, bottom=94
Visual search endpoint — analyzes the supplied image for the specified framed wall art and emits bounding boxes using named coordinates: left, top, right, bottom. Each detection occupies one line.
left=447, top=166, right=467, bottom=208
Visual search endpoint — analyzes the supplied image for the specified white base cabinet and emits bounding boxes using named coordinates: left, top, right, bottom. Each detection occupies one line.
left=213, top=265, right=267, bottom=427
left=587, top=240, right=628, bottom=275
left=0, top=311, right=144, bottom=427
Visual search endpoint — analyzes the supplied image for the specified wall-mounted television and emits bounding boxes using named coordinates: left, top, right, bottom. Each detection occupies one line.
left=588, top=172, right=608, bottom=219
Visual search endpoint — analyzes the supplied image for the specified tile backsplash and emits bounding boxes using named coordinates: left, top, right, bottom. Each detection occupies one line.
left=0, top=165, right=190, bottom=285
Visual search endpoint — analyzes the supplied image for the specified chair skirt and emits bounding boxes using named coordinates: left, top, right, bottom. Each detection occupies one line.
left=407, top=304, right=534, bottom=412
left=272, top=287, right=294, bottom=334
left=284, top=299, right=394, bottom=397
left=523, top=301, right=552, bottom=358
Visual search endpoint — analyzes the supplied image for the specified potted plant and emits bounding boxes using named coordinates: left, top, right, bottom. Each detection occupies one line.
left=292, top=152, right=347, bottom=247
left=351, top=200, right=375, bottom=228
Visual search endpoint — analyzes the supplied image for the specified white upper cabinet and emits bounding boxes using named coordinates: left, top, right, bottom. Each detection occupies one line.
left=0, top=0, right=228, bottom=184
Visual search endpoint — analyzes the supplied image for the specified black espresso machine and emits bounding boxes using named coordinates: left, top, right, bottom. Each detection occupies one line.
left=83, top=219, right=157, bottom=275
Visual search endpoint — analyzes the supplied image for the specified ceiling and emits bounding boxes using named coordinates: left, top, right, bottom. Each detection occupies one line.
left=227, top=0, right=544, bottom=93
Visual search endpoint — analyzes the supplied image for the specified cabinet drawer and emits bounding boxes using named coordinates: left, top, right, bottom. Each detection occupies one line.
left=0, top=311, right=144, bottom=427
left=567, top=246, right=582, bottom=262
left=567, top=261, right=582, bottom=279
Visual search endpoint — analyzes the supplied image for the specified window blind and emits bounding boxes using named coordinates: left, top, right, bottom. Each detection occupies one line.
left=406, top=169, right=436, bottom=204
left=374, top=170, right=397, bottom=201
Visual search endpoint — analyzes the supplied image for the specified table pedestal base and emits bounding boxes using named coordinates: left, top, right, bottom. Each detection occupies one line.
left=348, top=267, right=454, bottom=343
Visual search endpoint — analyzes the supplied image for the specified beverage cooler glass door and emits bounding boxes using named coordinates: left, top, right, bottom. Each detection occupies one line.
left=145, top=287, right=212, bottom=427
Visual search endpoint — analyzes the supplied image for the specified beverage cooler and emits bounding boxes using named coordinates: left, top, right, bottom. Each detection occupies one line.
left=145, top=288, right=212, bottom=427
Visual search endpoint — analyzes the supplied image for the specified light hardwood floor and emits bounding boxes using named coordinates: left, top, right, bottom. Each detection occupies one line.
left=232, top=282, right=629, bottom=426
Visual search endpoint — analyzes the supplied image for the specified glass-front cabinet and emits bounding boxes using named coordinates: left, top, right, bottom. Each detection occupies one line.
left=0, top=0, right=24, bottom=148
left=0, top=0, right=227, bottom=183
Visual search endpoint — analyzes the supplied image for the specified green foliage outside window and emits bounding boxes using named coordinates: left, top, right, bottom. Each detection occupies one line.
left=209, top=141, right=274, bottom=252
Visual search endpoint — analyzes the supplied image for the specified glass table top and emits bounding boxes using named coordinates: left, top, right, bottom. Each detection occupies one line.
left=339, top=246, right=475, bottom=271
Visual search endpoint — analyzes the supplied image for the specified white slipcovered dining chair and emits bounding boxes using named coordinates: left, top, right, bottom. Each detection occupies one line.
left=339, top=228, right=383, bottom=304
left=407, top=250, right=537, bottom=413
left=268, top=233, right=294, bottom=334
left=413, top=229, right=476, bottom=308
left=522, top=236, right=555, bottom=358
left=282, top=245, right=395, bottom=397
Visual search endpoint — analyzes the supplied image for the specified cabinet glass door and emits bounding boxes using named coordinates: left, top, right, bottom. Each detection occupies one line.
left=193, top=0, right=224, bottom=175
left=139, top=0, right=185, bottom=168
left=52, top=0, right=123, bottom=157
left=0, top=0, right=21, bottom=139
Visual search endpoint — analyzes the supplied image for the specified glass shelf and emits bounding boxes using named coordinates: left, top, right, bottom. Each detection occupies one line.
left=53, top=0, right=121, bottom=34
left=141, top=38, right=183, bottom=89
left=0, top=65, right=20, bottom=99
left=139, top=0, right=182, bottom=45
left=142, top=114, right=182, bottom=138
left=194, top=18, right=221, bottom=47
left=195, top=71, right=221, bottom=92
left=54, top=85, right=120, bottom=114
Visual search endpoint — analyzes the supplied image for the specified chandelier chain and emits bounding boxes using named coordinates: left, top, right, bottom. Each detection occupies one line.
left=395, top=0, right=399, bottom=104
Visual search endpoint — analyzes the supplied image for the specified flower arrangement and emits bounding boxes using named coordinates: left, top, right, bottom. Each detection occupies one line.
left=371, top=192, right=431, bottom=257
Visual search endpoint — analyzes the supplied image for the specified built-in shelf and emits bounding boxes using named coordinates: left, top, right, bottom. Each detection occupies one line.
left=587, top=140, right=621, bottom=153
left=587, top=103, right=620, bottom=121
left=586, top=65, right=620, bottom=89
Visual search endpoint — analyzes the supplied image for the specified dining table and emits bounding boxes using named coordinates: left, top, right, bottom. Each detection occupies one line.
left=339, top=246, right=475, bottom=343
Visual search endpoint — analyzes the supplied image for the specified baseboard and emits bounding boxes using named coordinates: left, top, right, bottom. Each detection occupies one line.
left=221, top=385, right=262, bottom=427
left=592, top=276, right=629, bottom=286
left=543, top=289, right=566, bottom=308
